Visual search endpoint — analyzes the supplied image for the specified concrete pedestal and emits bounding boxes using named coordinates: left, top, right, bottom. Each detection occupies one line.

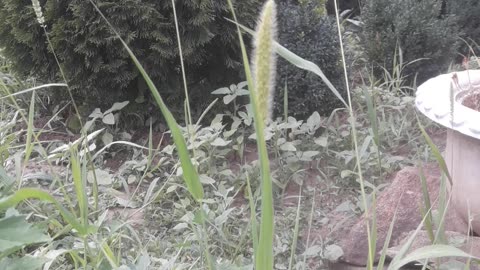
left=446, top=129, right=480, bottom=234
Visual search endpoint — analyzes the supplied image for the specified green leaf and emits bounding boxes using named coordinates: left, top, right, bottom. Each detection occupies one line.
left=102, top=132, right=114, bottom=145
left=314, top=136, right=328, bottom=147
left=211, top=138, right=231, bottom=147
left=102, top=113, right=115, bottom=125
left=223, top=94, right=236, bottom=105
left=104, top=101, right=129, bottom=115
left=87, top=169, right=113, bottom=186
left=0, top=256, right=47, bottom=270
left=89, top=108, right=103, bottom=118
left=306, top=112, right=321, bottom=130
left=0, top=214, right=51, bottom=253
left=280, top=142, right=297, bottom=151
left=211, top=87, right=231, bottom=95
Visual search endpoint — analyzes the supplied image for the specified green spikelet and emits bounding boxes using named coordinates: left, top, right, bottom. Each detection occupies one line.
left=251, top=0, right=277, bottom=124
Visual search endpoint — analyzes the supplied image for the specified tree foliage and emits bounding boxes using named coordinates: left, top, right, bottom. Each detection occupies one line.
left=446, top=0, right=480, bottom=55
left=274, top=0, right=345, bottom=118
left=0, top=0, right=260, bottom=108
left=362, top=0, right=459, bottom=85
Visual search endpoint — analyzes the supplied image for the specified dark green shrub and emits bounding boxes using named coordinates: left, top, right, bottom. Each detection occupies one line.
left=0, top=0, right=260, bottom=109
left=446, top=0, right=480, bottom=55
left=326, top=0, right=361, bottom=17
left=361, top=0, right=459, bottom=86
left=274, top=0, right=345, bottom=119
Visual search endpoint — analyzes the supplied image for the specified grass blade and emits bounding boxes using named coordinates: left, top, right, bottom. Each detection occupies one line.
left=224, top=18, right=347, bottom=107
left=88, top=0, right=203, bottom=201
left=22, top=91, right=35, bottom=170
left=246, top=174, right=258, bottom=254
left=418, top=163, right=435, bottom=243
left=249, top=1, right=276, bottom=269
left=0, top=187, right=86, bottom=235
left=283, top=81, right=288, bottom=122
left=390, top=245, right=479, bottom=270
left=416, top=114, right=452, bottom=186
left=227, top=1, right=276, bottom=269
left=70, top=148, right=88, bottom=227
left=288, top=187, right=302, bottom=270
left=0, top=83, right=67, bottom=100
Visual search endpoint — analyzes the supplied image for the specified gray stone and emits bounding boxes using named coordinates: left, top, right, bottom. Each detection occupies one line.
left=340, top=164, right=469, bottom=266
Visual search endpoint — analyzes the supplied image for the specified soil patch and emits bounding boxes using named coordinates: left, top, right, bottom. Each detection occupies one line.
left=461, top=89, right=480, bottom=112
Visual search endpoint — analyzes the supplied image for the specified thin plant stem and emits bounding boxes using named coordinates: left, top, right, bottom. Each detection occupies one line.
left=333, top=1, right=374, bottom=269
left=170, top=0, right=193, bottom=128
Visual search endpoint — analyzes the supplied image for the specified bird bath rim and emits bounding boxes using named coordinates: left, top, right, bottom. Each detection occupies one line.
left=415, top=69, right=480, bottom=138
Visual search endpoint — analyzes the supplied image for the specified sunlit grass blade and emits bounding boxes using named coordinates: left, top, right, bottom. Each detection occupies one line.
left=88, top=0, right=203, bottom=201
left=416, top=114, right=452, bottom=186
left=331, top=1, right=375, bottom=269
left=249, top=1, right=276, bottom=268
left=418, top=163, right=435, bottom=243
left=195, top=98, right=219, bottom=127
left=22, top=91, right=35, bottom=171
left=377, top=201, right=398, bottom=270
left=0, top=83, right=67, bottom=100
left=70, top=147, right=88, bottom=227
left=362, top=86, right=381, bottom=152
left=288, top=187, right=302, bottom=270
left=366, top=191, right=377, bottom=269
left=362, top=88, right=382, bottom=174
left=433, top=174, right=448, bottom=244
left=389, top=245, right=479, bottom=270
left=100, top=241, right=119, bottom=268
left=283, top=81, right=288, bottom=122
left=246, top=174, right=258, bottom=254
left=171, top=0, right=192, bottom=128
left=388, top=197, right=437, bottom=270
left=227, top=0, right=276, bottom=269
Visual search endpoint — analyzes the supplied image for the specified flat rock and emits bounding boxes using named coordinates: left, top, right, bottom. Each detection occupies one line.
left=340, top=163, right=469, bottom=266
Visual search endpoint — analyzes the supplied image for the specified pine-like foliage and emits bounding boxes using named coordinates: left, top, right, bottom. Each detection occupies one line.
left=274, top=0, right=345, bottom=118
left=362, top=0, right=459, bottom=86
left=0, top=0, right=260, bottom=107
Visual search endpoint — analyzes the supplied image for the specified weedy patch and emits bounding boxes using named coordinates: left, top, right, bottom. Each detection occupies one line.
left=0, top=0, right=479, bottom=269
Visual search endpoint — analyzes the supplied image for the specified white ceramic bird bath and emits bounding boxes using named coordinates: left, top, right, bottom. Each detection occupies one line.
left=416, top=69, right=480, bottom=234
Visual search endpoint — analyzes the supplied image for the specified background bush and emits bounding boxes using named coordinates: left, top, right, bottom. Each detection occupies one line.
left=446, top=0, right=480, bottom=56
left=0, top=0, right=260, bottom=111
left=325, top=0, right=361, bottom=17
left=274, top=0, right=345, bottom=119
left=361, top=0, right=459, bottom=86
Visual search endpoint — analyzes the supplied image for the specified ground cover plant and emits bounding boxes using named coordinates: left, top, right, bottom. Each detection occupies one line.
left=0, top=0, right=479, bottom=269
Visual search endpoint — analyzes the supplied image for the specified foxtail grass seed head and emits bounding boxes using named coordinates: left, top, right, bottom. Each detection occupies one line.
left=251, top=0, right=277, bottom=124
left=31, top=0, right=45, bottom=27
